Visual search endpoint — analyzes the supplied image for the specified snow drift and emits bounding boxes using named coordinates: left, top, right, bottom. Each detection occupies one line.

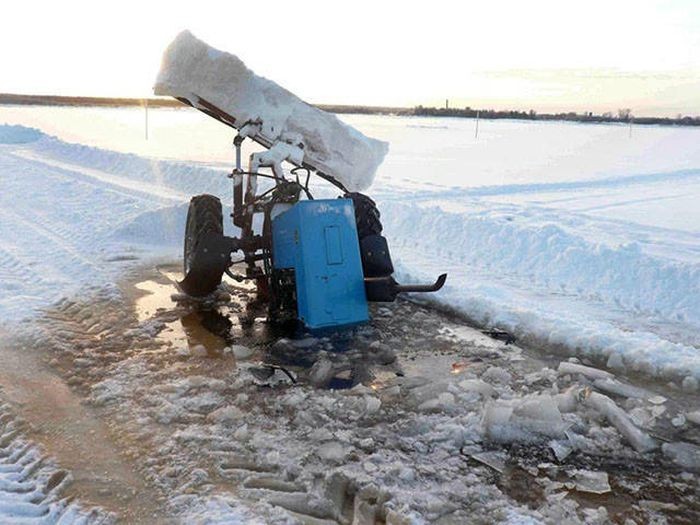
left=154, top=30, right=388, bottom=191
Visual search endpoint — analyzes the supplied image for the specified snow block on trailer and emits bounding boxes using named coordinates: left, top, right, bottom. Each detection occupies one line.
left=154, top=30, right=389, bottom=192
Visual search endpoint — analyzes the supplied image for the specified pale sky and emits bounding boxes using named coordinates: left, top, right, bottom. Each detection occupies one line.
left=1, top=0, right=698, bottom=116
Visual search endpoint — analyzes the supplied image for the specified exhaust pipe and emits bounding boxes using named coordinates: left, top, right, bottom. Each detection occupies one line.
left=364, top=274, right=447, bottom=302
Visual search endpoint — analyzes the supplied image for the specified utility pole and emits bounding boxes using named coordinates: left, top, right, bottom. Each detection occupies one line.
left=145, top=99, right=149, bottom=141
left=445, top=98, right=449, bottom=110
left=475, top=110, right=480, bottom=139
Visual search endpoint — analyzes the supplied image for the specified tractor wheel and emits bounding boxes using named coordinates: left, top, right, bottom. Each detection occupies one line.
left=345, top=192, right=383, bottom=239
left=182, top=194, right=224, bottom=295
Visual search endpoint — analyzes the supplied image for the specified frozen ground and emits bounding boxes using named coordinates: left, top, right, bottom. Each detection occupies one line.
left=0, top=113, right=699, bottom=522
left=5, top=263, right=700, bottom=524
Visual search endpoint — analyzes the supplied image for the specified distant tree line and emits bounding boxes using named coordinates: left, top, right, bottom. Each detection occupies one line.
left=3, top=93, right=697, bottom=127
left=413, top=105, right=700, bottom=127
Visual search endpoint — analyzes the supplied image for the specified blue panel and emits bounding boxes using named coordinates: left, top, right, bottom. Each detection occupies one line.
left=324, top=225, right=343, bottom=265
left=272, top=199, right=369, bottom=330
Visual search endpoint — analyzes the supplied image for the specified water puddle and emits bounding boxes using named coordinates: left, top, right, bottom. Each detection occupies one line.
left=135, top=279, right=230, bottom=357
left=132, top=268, right=282, bottom=362
left=131, top=268, right=395, bottom=390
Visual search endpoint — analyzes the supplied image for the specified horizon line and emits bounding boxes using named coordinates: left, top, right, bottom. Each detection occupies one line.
left=1, top=93, right=698, bottom=123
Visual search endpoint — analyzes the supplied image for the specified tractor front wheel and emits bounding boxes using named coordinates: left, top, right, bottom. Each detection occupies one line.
left=181, top=194, right=224, bottom=296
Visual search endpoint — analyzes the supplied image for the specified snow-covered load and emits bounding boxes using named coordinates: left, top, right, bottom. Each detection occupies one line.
left=154, top=30, right=388, bottom=192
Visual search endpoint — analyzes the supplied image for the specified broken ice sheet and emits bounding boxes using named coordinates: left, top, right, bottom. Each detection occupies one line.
left=549, top=439, right=573, bottom=462
left=583, top=391, right=657, bottom=453
left=558, top=362, right=613, bottom=381
left=572, top=469, right=611, bottom=494
left=592, top=378, right=653, bottom=400
left=481, top=394, right=570, bottom=443
left=687, top=411, right=700, bottom=426
left=662, top=442, right=700, bottom=472
left=458, top=379, right=497, bottom=399
left=470, top=450, right=507, bottom=473
left=648, top=395, right=667, bottom=405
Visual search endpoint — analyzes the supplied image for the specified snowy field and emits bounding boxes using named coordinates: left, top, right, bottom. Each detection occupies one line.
left=1, top=106, right=700, bottom=523
left=1, top=105, right=699, bottom=384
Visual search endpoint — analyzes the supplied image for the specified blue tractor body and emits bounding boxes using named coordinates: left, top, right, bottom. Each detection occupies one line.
left=272, top=199, right=369, bottom=330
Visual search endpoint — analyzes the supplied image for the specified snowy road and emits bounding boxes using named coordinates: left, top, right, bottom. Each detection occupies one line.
left=0, top=121, right=699, bottom=523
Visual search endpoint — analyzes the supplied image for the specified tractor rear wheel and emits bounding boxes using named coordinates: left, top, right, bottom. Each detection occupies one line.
left=345, top=192, right=382, bottom=239
left=182, top=194, right=224, bottom=295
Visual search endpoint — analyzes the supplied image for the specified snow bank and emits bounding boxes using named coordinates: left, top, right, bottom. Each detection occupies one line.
left=381, top=200, right=700, bottom=381
left=154, top=30, right=388, bottom=191
left=0, top=124, right=43, bottom=144
left=382, top=201, right=700, bottom=327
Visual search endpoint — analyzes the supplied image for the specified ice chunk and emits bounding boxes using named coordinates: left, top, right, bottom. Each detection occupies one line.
left=687, top=410, right=700, bottom=426
left=243, top=476, right=304, bottom=492
left=309, top=357, right=337, bottom=388
left=662, top=442, right=700, bottom=472
left=558, top=362, right=613, bottom=381
left=550, top=439, right=573, bottom=462
left=316, top=441, right=349, bottom=463
left=682, top=376, right=699, bottom=393
left=648, top=395, right=667, bottom=405
left=230, top=344, right=253, bottom=359
left=418, top=391, right=455, bottom=412
left=481, top=366, right=513, bottom=385
left=592, top=378, right=653, bottom=400
left=583, top=391, right=657, bottom=453
left=458, top=379, right=497, bottom=399
left=482, top=394, right=568, bottom=443
left=364, top=396, right=381, bottom=415
left=155, top=31, right=388, bottom=191
left=206, top=405, right=243, bottom=425
left=572, top=469, right=611, bottom=494
left=470, top=450, right=507, bottom=473
left=606, top=352, right=625, bottom=371
left=671, top=414, right=686, bottom=427
left=553, top=388, right=582, bottom=413
left=352, top=496, right=378, bottom=525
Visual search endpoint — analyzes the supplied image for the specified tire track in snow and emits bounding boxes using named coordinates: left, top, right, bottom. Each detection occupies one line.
left=0, top=320, right=166, bottom=523
left=11, top=150, right=187, bottom=203
left=0, top=208, right=98, bottom=273
left=0, top=143, right=178, bottom=322
left=381, top=167, right=700, bottom=201
left=0, top=402, right=111, bottom=524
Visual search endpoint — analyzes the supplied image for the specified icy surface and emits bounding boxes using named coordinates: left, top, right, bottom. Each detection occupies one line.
left=154, top=30, right=388, bottom=191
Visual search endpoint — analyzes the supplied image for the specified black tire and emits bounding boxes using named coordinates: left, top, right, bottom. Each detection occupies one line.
left=183, top=195, right=224, bottom=293
left=344, top=192, right=383, bottom=239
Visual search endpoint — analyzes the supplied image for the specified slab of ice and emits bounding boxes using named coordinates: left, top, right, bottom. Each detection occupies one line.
left=592, top=378, right=653, bottom=400
left=550, top=439, right=573, bottom=462
left=687, top=410, right=700, bottom=426
left=154, top=31, right=388, bottom=191
left=662, top=442, right=700, bottom=472
left=482, top=394, right=569, bottom=443
left=470, top=450, right=507, bottom=473
left=558, top=362, right=613, bottom=381
left=458, top=379, right=497, bottom=398
left=572, top=470, right=611, bottom=494
left=583, top=391, right=657, bottom=453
